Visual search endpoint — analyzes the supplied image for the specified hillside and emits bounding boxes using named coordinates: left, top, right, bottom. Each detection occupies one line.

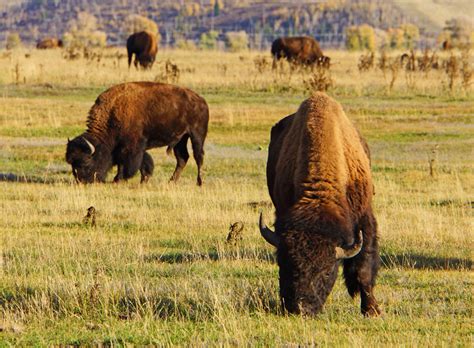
left=392, top=0, right=473, bottom=32
left=0, top=0, right=467, bottom=48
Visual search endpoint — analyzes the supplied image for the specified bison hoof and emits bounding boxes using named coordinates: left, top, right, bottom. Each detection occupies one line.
left=141, top=176, right=150, bottom=184
left=362, top=304, right=382, bottom=317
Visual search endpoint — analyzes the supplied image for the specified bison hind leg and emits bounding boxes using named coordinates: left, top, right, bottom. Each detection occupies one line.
left=169, top=135, right=190, bottom=183
left=190, top=133, right=205, bottom=186
left=140, top=152, right=154, bottom=183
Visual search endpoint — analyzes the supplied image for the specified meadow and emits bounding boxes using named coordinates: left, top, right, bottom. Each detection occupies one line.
left=0, top=47, right=473, bottom=346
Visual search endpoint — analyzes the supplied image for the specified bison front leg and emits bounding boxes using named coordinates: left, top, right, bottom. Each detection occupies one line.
left=114, top=164, right=124, bottom=183
left=343, top=210, right=381, bottom=316
left=114, top=142, right=146, bottom=182
left=140, top=152, right=154, bottom=183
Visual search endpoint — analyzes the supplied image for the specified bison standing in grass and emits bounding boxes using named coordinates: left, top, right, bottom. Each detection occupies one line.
left=66, top=82, right=209, bottom=185
left=127, top=31, right=158, bottom=69
left=271, top=36, right=329, bottom=69
left=259, top=92, right=381, bottom=316
left=36, top=38, right=63, bottom=49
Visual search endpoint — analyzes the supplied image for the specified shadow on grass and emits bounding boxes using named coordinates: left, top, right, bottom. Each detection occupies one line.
left=0, top=172, right=67, bottom=184
left=429, top=199, right=474, bottom=208
left=144, top=248, right=276, bottom=264
left=147, top=249, right=471, bottom=270
left=381, top=253, right=472, bottom=270
left=116, top=292, right=281, bottom=320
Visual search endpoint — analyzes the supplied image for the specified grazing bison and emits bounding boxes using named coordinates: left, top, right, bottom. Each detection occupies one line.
left=271, top=36, right=328, bottom=68
left=259, top=92, right=381, bottom=316
left=66, top=82, right=209, bottom=185
left=127, top=31, right=158, bottom=69
left=36, top=38, right=63, bottom=49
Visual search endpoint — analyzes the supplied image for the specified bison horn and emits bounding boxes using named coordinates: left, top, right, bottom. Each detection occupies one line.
left=335, top=230, right=363, bottom=259
left=259, top=212, right=280, bottom=248
left=83, top=137, right=95, bottom=155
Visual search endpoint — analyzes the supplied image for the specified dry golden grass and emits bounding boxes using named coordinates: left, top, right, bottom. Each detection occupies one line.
left=0, top=47, right=473, bottom=345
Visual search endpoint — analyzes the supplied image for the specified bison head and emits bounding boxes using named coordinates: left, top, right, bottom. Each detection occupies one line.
left=139, top=54, right=155, bottom=69
left=66, top=135, right=112, bottom=183
left=259, top=213, right=362, bottom=315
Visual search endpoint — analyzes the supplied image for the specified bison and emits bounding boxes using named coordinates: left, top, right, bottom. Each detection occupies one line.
left=66, top=82, right=209, bottom=185
left=127, top=31, right=158, bottom=69
left=36, top=38, right=63, bottom=49
left=271, top=36, right=329, bottom=69
left=259, top=92, right=381, bottom=316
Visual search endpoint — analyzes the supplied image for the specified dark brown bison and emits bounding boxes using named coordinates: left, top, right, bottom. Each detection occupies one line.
left=442, top=40, right=452, bottom=51
left=127, top=31, right=158, bottom=69
left=259, top=92, right=381, bottom=316
left=36, top=38, right=63, bottom=49
left=271, top=36, right=328, bottom=68
left=66, top=82, right=209, bottom=185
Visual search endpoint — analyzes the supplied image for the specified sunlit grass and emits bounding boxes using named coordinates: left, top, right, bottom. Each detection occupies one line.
left=0, top=48, right=473, bottom=345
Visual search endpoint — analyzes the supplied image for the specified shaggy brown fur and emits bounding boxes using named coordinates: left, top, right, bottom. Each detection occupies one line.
left=126, top=31, right=158, bottom=69
left=66, top=82, right=209, bottom=185
left=264, top=92, right=381, bottom=316
left=36, top=38, right=63, bottom=49
left=271, top=36, right=325, bottom=68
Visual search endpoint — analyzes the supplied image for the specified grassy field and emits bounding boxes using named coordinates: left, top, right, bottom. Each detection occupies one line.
left=0, top=48, right=473, bottom=346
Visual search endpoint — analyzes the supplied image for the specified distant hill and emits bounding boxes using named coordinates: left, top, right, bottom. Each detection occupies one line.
left=392, top=0, right=473, bottom=32
left=0, top=0, right=467, bottom=49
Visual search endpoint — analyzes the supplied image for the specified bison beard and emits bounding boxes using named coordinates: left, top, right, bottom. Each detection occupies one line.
left=66, top=82, right=208, bottom=185
left=260, top=93, right=381, bottom=316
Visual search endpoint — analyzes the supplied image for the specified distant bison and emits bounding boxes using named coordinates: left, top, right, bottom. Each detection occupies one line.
left=66, top=82, right=209, bottom=185
left=271, top=36, right=328, bottom=68
left=259, top=92, right=381, bottom=316
left=36, top=38, right=63, bottom=49
left=127, top=31, right=158, bottom=69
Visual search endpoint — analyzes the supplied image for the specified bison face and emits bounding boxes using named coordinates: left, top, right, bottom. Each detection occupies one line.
left=139, top=55, right=155, bottom=69
left=66, top=136, right=109, bottom=183
left=277, top=230, right=339, bottom=315
left=259, top=213, right=362, bottom=315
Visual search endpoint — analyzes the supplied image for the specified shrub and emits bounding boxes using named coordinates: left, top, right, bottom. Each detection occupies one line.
left=175, top=39, right=197, bottom=50
left=345, top=24, right=375, bottom=51
left=124, top=15, right=159, bottom=38
left=387, top=28, right=404, bottom=49
left=346, top=26, right=360, bottom=51
left=304, top=66, right=333, bottom=92
left=6, top=32, right=21, bottom=50
left=401, top=24, right=419, bottom=49
left=225, top=31, right=248, bottom=52
left=199, top=31, right=219, bottom=50
left=358, top=52, right=375, bottom=72
left=65, top=12, right=107, bottom=48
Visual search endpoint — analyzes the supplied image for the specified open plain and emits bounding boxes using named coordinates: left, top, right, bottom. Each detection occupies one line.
left=0, top=48, right=473, bottom=345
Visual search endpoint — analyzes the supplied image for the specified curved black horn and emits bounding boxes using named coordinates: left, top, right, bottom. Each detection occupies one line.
left=335, top=230, right=363, bottom=259
left=83, top=137, right=95, bottom=155
left=259, top=212, right=280, bottom=248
